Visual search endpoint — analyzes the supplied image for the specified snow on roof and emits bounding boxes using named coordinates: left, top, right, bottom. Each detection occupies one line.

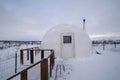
left=47, top=24, right=83, bottom=33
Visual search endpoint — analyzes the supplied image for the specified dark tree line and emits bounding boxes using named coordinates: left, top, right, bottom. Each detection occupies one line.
left=0, top=40, right=41, bottom=50
left=92, top=40, right=120, bottom=45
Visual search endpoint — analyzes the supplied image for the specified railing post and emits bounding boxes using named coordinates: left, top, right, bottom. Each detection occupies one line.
left=27, top=49, right=29, bottom=60
left=41, top=59, right=48, bottom=80
left=21, top=70, right=27, bottom=80
left=51, top=50, right=55, bottom=68
left=30, top=49, right=34, bottom=64
left=20, top=50, right=24, bottom=65
left=50, top=50, right=55, bottom=77
left=41, top=50, right=44, bottom=59
left=50, top=54, right=52, bottom=77
left=15, top=53, right=17, bottom=73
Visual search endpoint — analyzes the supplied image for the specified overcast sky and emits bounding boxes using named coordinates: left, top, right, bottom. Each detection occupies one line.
left=0, top=0, right=120, bottom=41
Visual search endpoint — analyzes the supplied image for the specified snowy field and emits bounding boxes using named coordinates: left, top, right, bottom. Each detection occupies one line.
left=51, top=44, right=120, bottom=80
left=0, top=43, right=120, bottom=80
left=0, top=42, right=40, bottom=80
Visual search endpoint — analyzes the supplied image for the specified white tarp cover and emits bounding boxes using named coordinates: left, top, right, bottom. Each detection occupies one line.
left=41, top=24, right=92, bottom=59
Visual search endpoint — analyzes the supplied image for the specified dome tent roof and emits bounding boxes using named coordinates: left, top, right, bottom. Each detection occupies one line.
left=47, top=24, right=83, bottom=34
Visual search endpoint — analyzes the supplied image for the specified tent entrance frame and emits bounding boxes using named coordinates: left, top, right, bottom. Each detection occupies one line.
left=60, top=33, right=75, bottom=59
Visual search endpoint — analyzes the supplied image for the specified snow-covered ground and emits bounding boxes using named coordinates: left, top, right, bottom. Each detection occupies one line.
left=0, top=43, right=120, bottom=80
left=51, top=44, right=120, bottom=80
left=0, top=43, right=40, bottom=80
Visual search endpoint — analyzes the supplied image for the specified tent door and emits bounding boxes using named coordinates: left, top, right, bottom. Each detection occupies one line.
left=61, top=33, right=74, bottom=59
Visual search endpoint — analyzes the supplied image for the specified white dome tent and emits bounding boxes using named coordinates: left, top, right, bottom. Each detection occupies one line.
left=41, top=24, right=92, bottom=59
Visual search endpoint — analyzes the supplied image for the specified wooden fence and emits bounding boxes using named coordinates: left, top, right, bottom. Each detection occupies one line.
left=6, top=47, right=55, bottom=80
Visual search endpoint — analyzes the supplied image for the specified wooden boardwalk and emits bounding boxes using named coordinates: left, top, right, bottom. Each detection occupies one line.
left=52, top=62, right=72, bottom=80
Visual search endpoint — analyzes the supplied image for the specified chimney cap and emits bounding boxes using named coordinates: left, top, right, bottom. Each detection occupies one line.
left=83, top=19, right=85, bottom=22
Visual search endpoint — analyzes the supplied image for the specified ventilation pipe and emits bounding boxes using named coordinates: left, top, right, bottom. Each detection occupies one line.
left=83, top=19, right=85, bottom=31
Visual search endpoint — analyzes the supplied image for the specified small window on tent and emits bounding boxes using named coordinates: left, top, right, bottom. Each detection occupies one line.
left=63, top=36, right=72, bottom=43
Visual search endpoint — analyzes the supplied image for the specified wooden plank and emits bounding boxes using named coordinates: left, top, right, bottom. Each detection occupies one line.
left=20, top=50, right=24, bottom=65
left=30, top=50, right=34, bottom=64
left=21, top=70, right=27, bottom=80
left=41, top=50, right=44, bottom=59
left=51, top=50, right=55, bottom=68
left=27, top=49, right=29, bottom=60
left=41, top=59, right=48, bottom=80
left=49, top=50, right=55, bottom=77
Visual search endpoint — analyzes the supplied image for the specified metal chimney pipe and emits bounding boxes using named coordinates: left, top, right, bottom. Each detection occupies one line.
left=83, top=19, right=85, bottom=31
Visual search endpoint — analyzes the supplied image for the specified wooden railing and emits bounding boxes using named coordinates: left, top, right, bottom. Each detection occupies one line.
left=6, top=48, right=55, bottom=80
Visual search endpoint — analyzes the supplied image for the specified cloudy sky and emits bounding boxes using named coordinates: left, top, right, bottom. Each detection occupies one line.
left=0, top=0, right=120, bottom=41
